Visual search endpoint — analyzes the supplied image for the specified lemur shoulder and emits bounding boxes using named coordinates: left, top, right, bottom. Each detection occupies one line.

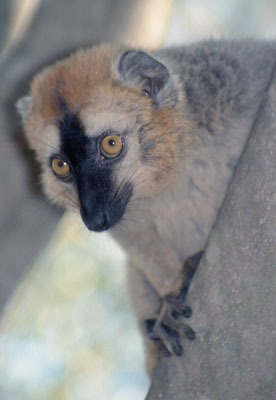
left=17, top=39, right=276, bottom=375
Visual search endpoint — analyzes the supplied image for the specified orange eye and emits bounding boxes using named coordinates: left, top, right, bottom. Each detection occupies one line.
left=100, top=134, right=123, bottom=158
left=51, top=157, right=71, bottom=179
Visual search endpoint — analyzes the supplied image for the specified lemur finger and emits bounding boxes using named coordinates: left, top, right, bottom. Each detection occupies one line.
left=171, top=305, right=192, bottom=319
left=179, top=323, right=196, bottom=341
left=154, top=322, right=183, bottom=357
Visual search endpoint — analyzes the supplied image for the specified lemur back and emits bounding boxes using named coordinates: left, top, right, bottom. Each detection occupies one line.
left=17, top=39, right=276, bottom=375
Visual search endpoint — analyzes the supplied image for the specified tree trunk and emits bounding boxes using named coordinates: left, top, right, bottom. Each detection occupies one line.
left=146, top=56, right=276, bottom=400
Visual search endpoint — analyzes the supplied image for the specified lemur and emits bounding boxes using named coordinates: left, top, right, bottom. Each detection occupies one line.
left=17, top=39, right=276, bottom=375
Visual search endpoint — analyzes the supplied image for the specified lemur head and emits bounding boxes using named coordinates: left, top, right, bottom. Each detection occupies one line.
left=17, top=44, right=186, bottom=232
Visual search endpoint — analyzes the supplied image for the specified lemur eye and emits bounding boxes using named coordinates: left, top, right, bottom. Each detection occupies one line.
left=51, top=157, right=71, bottom=179
left=100, top=134, right=123, bottom=158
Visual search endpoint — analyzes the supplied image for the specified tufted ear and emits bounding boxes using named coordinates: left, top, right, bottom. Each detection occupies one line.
left=16, top=95, right=33, bottom=125
left=118, top=50, right=170, bottom=100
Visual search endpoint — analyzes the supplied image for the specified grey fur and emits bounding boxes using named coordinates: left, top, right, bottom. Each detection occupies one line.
left=154, top=40, right=276, bottom=131
left=115, top=38, right=276, bottom=267
left=112, top=39, right=276, bottom=373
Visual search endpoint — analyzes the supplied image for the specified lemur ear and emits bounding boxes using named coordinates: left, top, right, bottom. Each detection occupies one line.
left=16, top=95, right=33, bottom=124
left=118, top=50, right=170, bottom=99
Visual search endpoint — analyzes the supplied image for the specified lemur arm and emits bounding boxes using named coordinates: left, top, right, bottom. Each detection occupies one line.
left=114, top=225, right=185, bottom=299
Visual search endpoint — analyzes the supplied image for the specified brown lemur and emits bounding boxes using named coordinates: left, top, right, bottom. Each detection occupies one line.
left=17, top=40, right=276, bottom=375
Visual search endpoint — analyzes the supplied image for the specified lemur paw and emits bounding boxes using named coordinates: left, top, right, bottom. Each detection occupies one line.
left=144, top=299, right=195, bottom=357
left=144, top=251, right=203, bottom=357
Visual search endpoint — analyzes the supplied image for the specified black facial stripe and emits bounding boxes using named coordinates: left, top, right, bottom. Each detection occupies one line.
left=58, top=107, right=132, bottom=231
left=59, top=108, right=112, bottom=187
left=59, top=109, right=91, bottom=166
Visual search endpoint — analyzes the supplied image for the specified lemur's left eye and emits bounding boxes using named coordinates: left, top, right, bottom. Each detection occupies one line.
left=100, top=134, right=123, bottom=158
left=51, top=157, right=71, bottom=179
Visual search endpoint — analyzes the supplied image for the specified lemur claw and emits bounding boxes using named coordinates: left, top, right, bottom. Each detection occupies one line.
left=144, top=250, right=203, bottom=357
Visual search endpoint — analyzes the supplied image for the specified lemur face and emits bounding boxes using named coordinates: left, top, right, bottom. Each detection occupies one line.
left=48, top=106, right=133, bottom=232
left=17, top=44, right=185, bottom=232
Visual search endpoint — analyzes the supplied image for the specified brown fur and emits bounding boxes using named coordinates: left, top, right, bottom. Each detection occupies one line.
left=31, top=44, right=119, bottom=121
left=24, top=44, right=194, bottom=212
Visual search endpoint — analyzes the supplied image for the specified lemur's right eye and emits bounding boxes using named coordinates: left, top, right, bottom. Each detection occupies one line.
left=51, top=157, right=71, bottom=180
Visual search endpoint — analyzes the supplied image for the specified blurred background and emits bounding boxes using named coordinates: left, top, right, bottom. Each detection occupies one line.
left=0, top=0, right=276, bottom=399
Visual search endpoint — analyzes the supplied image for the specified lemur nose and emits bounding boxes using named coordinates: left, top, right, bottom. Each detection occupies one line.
left=92, top=211, right=110, bottom=232
left=82, top=209, right=110, bottom=232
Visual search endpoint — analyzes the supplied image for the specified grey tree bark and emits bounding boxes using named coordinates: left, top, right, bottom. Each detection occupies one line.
left=146, top=56, right=276, bottom=399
